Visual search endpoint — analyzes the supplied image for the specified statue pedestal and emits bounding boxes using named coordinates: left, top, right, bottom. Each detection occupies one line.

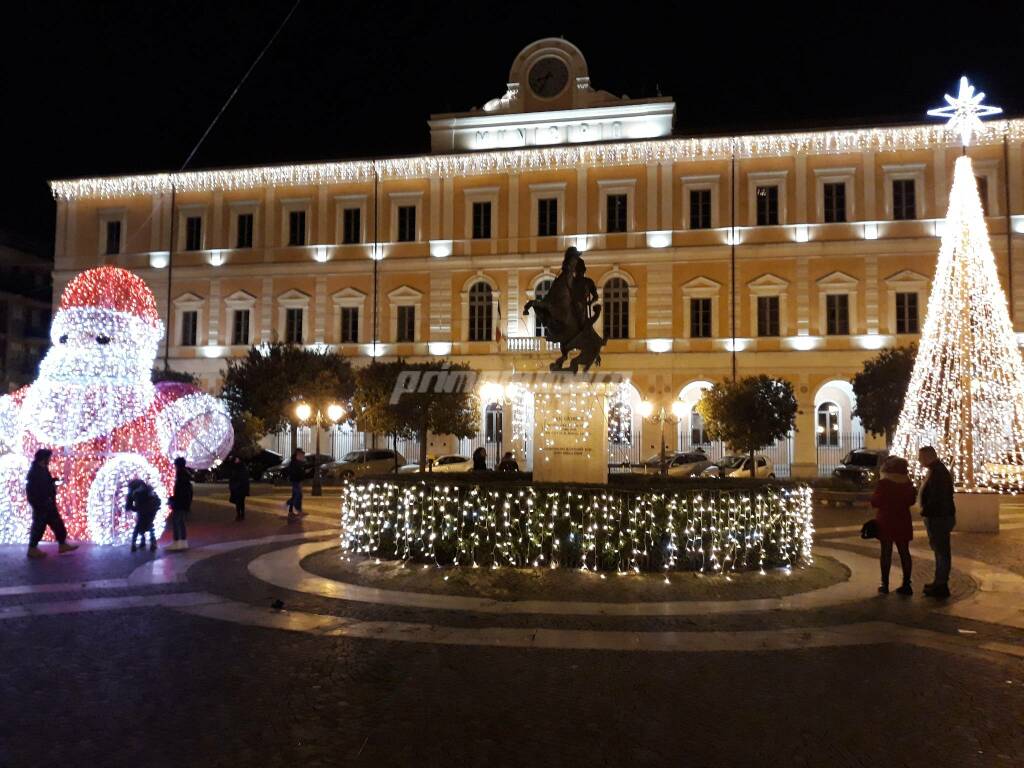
left=953, top=490, right=1000, bottom=533
left=523, top=375, right=616, bottom=486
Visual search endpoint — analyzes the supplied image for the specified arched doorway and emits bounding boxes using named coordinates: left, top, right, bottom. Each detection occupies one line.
left=607, top=381, right=642, bottom=469
left=814, top=380, right=865, bottom=475
left=676, top=381, right=722, bottom=458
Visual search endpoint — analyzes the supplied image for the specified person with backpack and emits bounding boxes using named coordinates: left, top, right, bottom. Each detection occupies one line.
left=126, top=478, right=161, bottom=552
left=228, top=456, right=250, bottom=522
left=168, top=456, right=193, bottom=551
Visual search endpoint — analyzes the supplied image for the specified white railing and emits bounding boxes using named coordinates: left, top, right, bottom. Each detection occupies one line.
left=505, top=336, right=560, bottom=353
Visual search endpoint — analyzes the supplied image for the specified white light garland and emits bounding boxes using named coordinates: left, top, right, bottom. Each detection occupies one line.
left=49, top=119, right=1024, bottom=200
left=340, top=479, right=813, bottom=574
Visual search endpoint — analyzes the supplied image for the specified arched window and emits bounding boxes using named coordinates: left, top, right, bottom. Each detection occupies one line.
left=485, top=402, right=503, bottom=444
left=608, top=400, right=632, bottom=445
left=468, top=282, right=493, bottom=341
left=690, top=407, right=707, bottom=445
left=817, top=402, right=840, bottom=446
left=534, top=278, right=553, bottom=338
left=602, top=277, right=629, bottom=339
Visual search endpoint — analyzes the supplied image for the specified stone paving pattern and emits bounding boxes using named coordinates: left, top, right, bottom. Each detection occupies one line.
left=0, top=485, right=1021, bottom=767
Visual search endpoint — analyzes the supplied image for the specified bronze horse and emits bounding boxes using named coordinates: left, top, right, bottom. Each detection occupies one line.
left=523, top=247, right=606, bottom=373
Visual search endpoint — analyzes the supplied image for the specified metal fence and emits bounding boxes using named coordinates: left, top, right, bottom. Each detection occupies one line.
left=678, top=434, right=794, bottom=478
left=608, top=429, right=643, bottom=471
left=456, top=436, right=504, bottom=469
left=816, top=432, right=865, bottom=476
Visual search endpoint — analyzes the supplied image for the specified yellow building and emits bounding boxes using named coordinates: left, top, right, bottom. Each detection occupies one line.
left=49, top=39, right=1024, bottom=477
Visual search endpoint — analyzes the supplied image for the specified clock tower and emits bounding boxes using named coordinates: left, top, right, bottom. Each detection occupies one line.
left=428, top=38, right=675, bottom=153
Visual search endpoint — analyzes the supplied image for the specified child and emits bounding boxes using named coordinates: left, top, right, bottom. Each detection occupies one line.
left=126, top=478, right=161, bottom=552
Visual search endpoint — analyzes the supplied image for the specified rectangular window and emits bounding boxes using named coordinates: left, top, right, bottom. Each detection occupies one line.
left=288, top=210, right=306, bottom=246
left=472, top=201, right=492, bottom=239
left=236, top=213, right=254, bottom=248
left=537, top=198, right=558, bottom=236
left=397, top=206, right=416, bottom=242
left=826, top=294, right=850, bottom=335
left=185, top=216, right=203, bottom=251
left=755, top=185, right=779, bottom=226
left=757, top=295, right=780, bottom=337
left=181, top=311, right=198, bottom=346
left=342, top=208, right=361, bottom=244
left=104, top=220, right=121, bottom=255
left=976, top=175, right=989, bottom=216
left=231, top=309, right=250, bottom=346
left=690, top=298, right=712, bottom=338
left=606, top=193, right=628, bottom=233
left=340, top=307, right=359, bottom=343
left=396, top=305, right=415, bottom=342
left=892, top=179, right=916, bottom=220
left=895, top=292, right=919, bottom=334
left=284, top=308, right=303, bottom=344
left=689, top=189, right=711, bottom=229
left=823, top=182, right=847, bottom=223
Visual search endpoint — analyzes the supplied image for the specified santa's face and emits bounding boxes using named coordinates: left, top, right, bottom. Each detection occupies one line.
left=22, top=307, right=163, bottom=445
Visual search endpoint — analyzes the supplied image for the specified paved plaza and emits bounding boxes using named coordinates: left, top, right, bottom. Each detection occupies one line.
left=1, top=485, right=1023, bottom=767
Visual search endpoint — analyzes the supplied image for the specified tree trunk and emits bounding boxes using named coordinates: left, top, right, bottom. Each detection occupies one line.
left=392, top=432, right=399, bottom=473
left=290, top=421, right=298, bottom=457
left=419, top=420, right=428, bottom=471
left=749, top=448, right=756, bottom=479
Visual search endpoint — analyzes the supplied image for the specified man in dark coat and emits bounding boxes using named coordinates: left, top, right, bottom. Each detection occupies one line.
left=918, top=446, right=956, bottom=598
left=168, top=456, right=193, bottom=551
left=26, top=448, right=77, bottom=559
left=286, top=449, right=306, bottom=521
left=228, top=456, right=250, bottom=521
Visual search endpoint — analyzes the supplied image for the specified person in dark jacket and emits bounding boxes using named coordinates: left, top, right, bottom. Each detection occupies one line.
left=168, top=456, right=193, bottom=551
left=26, top=449, right=77, bottom=559
left=918, top=446, right=956, bottom=598
left=496, top=451, right=520, bottom=473
left=870, top=456, right=915, bottom=595
left=228, top=456, right=250, bottom=522
left=472, top=447, right=488, bottom=472
left=126, top=478, right=161, bottom=552
left=286, top=449, right=306, bottom=521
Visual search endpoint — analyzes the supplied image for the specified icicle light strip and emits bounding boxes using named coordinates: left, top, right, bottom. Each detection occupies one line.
left=339, top=480, right=813, bottom=574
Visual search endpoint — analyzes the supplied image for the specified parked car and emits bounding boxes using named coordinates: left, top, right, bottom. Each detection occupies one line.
left=397, top=454, right=474, bottom=474
left=319, top=449, right=406, bottom=480
left=832, top=448, right=888, bottom=485
left=191, top=448, right=283, bottom=483
left=265, top=453, right=335, bottom=483
left=701, top=454, right=775, bottom=479
left=637, top=451, right=715, bottom=477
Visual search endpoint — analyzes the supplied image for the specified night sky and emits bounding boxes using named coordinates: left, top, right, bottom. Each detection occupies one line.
left=5, top=0, right=1022, bottom=252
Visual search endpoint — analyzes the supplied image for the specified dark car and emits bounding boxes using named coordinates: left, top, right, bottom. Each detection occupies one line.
left=265, top=453, right=335, bottom=483
left=832, top=448, right=889, bottom=485
left=190, top=449, right=283, bottom=483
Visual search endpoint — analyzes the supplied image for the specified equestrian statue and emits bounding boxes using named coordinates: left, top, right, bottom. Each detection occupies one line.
left=523, top=247, right=606, bottom=373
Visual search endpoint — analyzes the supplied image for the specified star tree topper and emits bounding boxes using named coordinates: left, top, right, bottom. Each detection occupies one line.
left=927, top=76, right=1002, bottom=147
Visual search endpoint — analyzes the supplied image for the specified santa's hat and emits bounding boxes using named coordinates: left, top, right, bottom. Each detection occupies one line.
left=60, top=266, right=161, bottom=327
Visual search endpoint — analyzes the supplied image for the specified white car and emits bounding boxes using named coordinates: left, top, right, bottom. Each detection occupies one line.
left=701, top=454, right=775, bottom=479
left=398, top=454, right=474, bottom=474
left=638, top=451, right=714, bottom=477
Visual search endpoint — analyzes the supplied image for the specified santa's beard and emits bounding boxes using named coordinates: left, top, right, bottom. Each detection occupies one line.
left=22, top=375, right=155, bottom=446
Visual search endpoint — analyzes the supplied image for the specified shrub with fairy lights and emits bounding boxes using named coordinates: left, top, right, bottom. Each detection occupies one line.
left=340, top=479, right=813, bottom=574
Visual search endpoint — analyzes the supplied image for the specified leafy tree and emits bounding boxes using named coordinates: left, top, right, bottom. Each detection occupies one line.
left=850, top=345, right=917, bottom=445
left=352, top=360, right=479, bottom=470
left=696, top=375, right=798, bottom=478
left=221, top=344, right=354, bottom=454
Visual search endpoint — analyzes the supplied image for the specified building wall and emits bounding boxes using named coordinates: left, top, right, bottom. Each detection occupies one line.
left=49, top=123, right=1024, bottom=474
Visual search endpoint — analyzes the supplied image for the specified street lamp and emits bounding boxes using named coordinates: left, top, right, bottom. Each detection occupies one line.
left=639, top=399, right=688, bottom=476
left=294, top=401, right=346, bottom=496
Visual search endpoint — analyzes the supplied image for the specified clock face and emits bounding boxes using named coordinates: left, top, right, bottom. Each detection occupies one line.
left=528, top=57, right=569, bottom=99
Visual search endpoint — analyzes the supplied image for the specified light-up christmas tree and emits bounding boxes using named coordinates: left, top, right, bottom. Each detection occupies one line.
left=891, top=77, right=1024, bottom=492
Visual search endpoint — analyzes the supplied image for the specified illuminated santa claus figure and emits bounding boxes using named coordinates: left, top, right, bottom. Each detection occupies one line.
left=0, top=266, right=233, bottom=545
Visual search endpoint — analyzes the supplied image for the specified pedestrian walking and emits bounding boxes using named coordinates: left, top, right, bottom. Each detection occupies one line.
left=228, top=456, right=250, bottom=521
left=496, top=451, right=519, bottom=473
left=25, top=448, right=77, bottom=559
left=870, top=456, right=915, bottom=595
left=287, top=449, right=306, bottom=522
left=126, top=478, right=161, bottom=552
left=168, top=456, right=193, bottom=551
left=472, top=446, right=488, bottom=472
left=918, top=445, right=955, bottom=598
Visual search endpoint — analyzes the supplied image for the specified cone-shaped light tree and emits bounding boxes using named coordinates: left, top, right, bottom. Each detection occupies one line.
left=892, top=77, right=1024, bottom=491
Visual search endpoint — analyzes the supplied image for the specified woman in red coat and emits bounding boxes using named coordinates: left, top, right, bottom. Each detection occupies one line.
left=870, top=456, right=915, bottom=595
